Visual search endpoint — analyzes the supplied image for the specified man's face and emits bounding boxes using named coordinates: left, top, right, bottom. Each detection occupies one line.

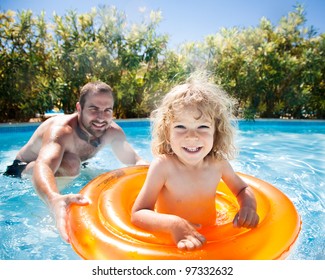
left=78, top=92, right=114, bottom=138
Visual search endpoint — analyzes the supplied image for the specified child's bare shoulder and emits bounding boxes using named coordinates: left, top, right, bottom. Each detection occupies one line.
left=154, top=154, right=176, bottom=167
left=152, top=155, right=181, bottom=173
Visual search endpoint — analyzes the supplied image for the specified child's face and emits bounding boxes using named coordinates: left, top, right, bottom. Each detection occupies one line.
left=169, top=107, right=215, bottom=166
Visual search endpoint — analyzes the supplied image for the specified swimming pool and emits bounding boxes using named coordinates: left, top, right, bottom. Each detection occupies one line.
left=0, top=119, right=324, bottom=260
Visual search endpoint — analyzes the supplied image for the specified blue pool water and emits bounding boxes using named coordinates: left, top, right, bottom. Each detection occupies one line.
left=0, top=119, right=324, bottom=260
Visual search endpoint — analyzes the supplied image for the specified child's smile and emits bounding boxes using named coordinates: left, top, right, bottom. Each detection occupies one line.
left=182, top=146, right=203, bottom=153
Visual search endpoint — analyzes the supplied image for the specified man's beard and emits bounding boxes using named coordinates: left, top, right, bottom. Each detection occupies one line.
left=80, top=114, right=108, bottom=138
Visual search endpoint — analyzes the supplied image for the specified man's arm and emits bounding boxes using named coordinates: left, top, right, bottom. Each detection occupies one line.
left=32, top=126, right=88, bottom=242
left=32, top=126, right=66, bottom=202
left=110, top=126, right=147, bottom=165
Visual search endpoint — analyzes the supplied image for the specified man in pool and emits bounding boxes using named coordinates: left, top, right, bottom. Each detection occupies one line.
left=4, top=81, right=147, bottom=243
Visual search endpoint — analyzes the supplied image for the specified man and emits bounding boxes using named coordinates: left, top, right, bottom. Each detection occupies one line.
left=4, top=81, right=147, bottom=242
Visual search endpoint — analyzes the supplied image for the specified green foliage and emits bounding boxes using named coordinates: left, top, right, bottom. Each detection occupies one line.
left=0, top=10, right=53, bottom=120
left=181, top=4, right=324, bottom=119
left=0, top=5, right=324, bottom=122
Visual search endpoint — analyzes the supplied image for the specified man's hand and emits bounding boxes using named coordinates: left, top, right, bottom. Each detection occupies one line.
left=49, top=194, right=89, bottom=243
left=135, top=159, right=149, bottom=166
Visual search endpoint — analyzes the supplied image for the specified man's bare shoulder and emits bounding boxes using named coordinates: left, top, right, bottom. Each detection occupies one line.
left=17, top=114, right=78, bottom=161
left=36, top=113, right=78, bottom=139
left=102, top=120, right=125, bottom=142
left=108, top=120, right=124, bottom=132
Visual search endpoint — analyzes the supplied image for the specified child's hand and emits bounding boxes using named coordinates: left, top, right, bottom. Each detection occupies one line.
left=171, top=217, right=206, bottom=250
left=233, top=206, right=259, bottom=228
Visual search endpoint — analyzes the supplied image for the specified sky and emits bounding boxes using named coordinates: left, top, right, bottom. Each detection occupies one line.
left=1, top=0, right=324, bottom=48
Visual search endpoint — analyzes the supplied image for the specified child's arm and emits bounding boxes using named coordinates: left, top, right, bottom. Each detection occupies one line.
left=221, top=160, right=259, bottom=228
left=131, top=157, right=206, bottom=250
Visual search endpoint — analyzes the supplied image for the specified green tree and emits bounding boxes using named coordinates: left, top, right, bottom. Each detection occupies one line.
left=0, top=5, right=323, bottom=122
left=0, top=10, right=53, bottom=121
left=182, top=5, right=324, bottom=119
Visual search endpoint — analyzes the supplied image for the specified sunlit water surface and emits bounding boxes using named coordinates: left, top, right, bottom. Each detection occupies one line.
left=0, top=119, right=324, bottom=260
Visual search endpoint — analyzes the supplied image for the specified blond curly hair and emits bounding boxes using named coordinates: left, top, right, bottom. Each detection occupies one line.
left=151, top=73, right=238, bottom=160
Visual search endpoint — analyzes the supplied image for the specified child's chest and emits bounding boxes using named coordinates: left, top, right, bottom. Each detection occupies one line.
left=164, top=167, right=221, bottom=201
left=157, top=166, right=222, bottom=225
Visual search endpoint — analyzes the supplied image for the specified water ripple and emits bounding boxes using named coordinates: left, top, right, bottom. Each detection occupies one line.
left=1, top=120, right=324, bottom=259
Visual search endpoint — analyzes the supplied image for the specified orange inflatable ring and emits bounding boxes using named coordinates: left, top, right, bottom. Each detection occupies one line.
left=67, top=165, right=301, bottom=260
